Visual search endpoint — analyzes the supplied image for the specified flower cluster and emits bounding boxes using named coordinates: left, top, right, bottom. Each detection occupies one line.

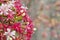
left=0, top=0, right=34, bottom=40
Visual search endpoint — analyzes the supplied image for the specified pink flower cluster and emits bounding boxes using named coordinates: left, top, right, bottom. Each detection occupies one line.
left=0, top=0, right=34, bottom=40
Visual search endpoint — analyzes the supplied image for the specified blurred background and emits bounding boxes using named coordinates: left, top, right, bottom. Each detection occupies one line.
left=21, top=0, right=60, bottom=40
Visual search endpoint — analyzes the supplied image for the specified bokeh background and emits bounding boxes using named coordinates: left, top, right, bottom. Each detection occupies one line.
left=21, top=0, right=60, bottom=40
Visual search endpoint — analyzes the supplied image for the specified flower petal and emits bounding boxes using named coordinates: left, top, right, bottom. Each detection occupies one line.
left=7, top=28, right=11, bottom=32
left=10, top=31, right=16, bottom=36
left=4, top=32, right=8, bottom=35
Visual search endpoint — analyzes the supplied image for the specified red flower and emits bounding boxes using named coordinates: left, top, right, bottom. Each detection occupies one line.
left=14, top=1, right=22, bottom=12
left=23, top=14, right=32, bottom=22
left=0, top=23, right=3, bottom=29
left=12, top=22, right=21, bottom=32
left=3, top=24, right=8, bottom=31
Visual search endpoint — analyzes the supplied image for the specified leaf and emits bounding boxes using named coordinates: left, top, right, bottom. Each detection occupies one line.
left=11, top=7, right=16, bottom=11
left=14, top=16, right=23, bottom=22
left=0, top=2, right=2, bottom=6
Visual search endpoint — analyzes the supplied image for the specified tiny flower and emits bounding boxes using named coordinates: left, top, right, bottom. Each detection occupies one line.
left=21, top=6, right=28, bottom=9
left=33, top=28, right=37, bottom=31
left=4, top=28, right=16, bottom=40
left=26, top=22, right=29, bottom=24
left=22, top=13, right=25, bottom=16
left=0, top=11, right=3, bottom=15
left=20, top=10, right=24, bottom=13
left=12, top=22, right=21, bottom=33
left=0, top=23, right=3, bottom=29
left=0, top=2, right=15, bottom=15
left=8, top=0, right=15, bottom=8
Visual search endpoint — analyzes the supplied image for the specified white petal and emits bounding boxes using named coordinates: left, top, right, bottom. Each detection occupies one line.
left=0, top=12, right=3, bottom=15
left=21, top=6, right=28, bottom=9
left=33, top=28, right=37, bottom=31
left=22, top=13, right=25, bottom=16
left=11, top=35, right=15, bottom=39
left=7, top=28, right=11, bottom=32
left=9, top=38, right=12, bottom=40
left=4, top=12, right=8, bottom=15
left=20, top=10, right=24, bottom=13
left=11, top=31, right=16, bottom=35
left=7, top=36, right=12, bottom=40
left=4, top=32, right=8, bottom=35
left=21, top=6, right=25, bottom=8
left=25, top=7, right=28, bottom=9
left=7, top=36, right=10, bottom=40
left=2, top=4, right=4, bottom=7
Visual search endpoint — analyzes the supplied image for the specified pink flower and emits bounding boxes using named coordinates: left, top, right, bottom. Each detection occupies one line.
left=0, top=23, right=3, bottom=29
left=14, top=1, right=22, bottom=12
left=4, top=28, right=16, bottom=40
left=3, top=24, right=8, bottom=31
left=26, top=33, right=32, bottom=40
left=7, top=10, right=15, bottom=19
left=23, top=15, right=32, bottom=22
left=7, top=14, right=14, bottom=19
left=12, top=22, right=21, bottom=32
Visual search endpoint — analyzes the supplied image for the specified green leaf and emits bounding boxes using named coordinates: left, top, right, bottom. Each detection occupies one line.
left=14, top=16, right=23, bottom=22
left=0, top=2, right=2, bottom=6
left=11, top=7, right=16, bottom=11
